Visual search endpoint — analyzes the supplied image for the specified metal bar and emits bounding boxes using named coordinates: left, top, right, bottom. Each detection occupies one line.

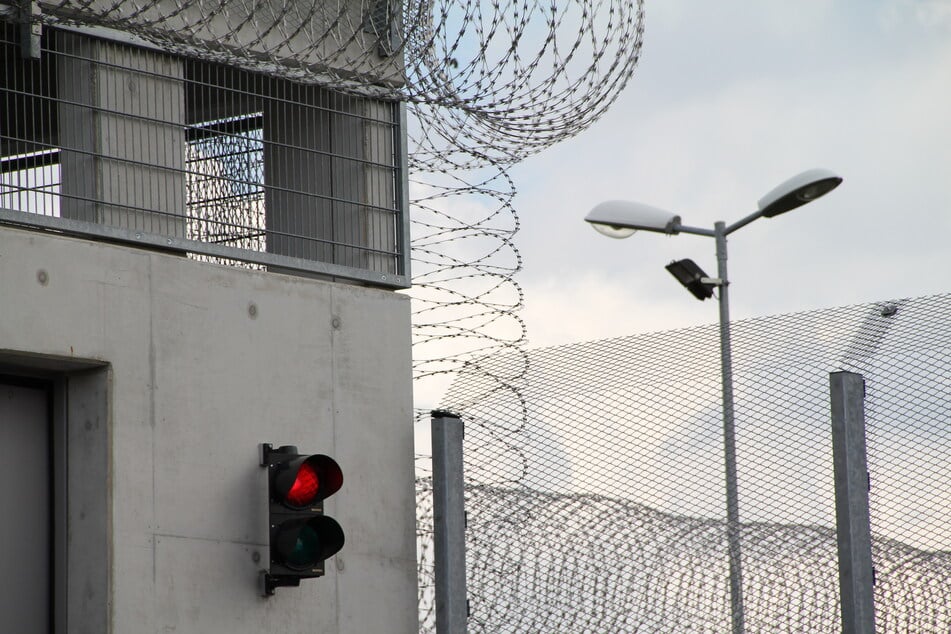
left=673, top=223, right=717, bottom=237
left=830, top=371, right=876, bottom=634
left=723, top=208, right=765, bottom=236
left=396, top=101, right=412, bottom=278
left=715, top=220, right=745, bottom=634
left=432, top=410, right=467, bottom=634
left=0, top=149, right=60, bottom=174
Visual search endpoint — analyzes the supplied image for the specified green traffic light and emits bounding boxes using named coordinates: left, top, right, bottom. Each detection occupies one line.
left=288, top=525, right=320, bottom=568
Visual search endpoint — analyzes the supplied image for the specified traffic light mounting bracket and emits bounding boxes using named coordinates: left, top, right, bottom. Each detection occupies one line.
left=260, top=442, right=282, bottom=597
left=258, top=442, right=279, bottom=468
left=259, top=569, right=301, bottom=597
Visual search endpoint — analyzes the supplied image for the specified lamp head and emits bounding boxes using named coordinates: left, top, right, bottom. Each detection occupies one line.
left=665, top=259, right=716, bottom=301
left=757, top=168, right=843, bottom=218
left=585, top=200, right=681, bottom=239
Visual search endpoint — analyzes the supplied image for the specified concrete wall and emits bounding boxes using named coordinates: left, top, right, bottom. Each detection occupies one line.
left=0, top=225, right=418, bottom=633
left=57, top=32, right=187, bottom=235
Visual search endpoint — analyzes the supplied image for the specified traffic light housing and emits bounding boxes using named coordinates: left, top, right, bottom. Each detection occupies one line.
left=260, top=443, right=345, bottom=596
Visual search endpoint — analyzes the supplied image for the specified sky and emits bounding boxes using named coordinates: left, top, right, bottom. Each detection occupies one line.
left=508, top=0, right=951, bottom=350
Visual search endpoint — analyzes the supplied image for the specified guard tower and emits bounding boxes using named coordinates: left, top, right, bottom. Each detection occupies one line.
left=0, top=1, right=417, bottom=632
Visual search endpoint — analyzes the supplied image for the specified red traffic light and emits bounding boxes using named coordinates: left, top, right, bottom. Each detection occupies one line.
left=273, top=453, right=343, bottom=509
left=287, top=462, right=319, bottom=506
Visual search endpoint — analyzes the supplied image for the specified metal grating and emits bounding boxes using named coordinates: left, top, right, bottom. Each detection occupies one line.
left=0, top=23, right=408, bottom=286
left=417, top=293, right=951, bottom=632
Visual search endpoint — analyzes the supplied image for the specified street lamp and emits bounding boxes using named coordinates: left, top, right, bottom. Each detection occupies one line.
left=584, top=168, right=842, bottom=634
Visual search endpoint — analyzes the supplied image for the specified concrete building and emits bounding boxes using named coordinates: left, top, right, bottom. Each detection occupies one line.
left=0, top=3, right=417, bottom=632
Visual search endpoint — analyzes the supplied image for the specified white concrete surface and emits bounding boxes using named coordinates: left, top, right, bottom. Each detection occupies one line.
left=0, top=225, right=417, bottom=633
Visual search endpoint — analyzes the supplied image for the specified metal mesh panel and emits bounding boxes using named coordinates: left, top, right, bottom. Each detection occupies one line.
left=14, top=0, right=645, bottom=169
left=185, top=112, right=265, bottom=257
left=0, top=24, right=404, bottom=284
left=417, top=293, right=951, bottom=632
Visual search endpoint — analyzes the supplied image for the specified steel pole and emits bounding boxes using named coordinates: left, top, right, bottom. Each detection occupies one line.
left=715, top=221, right=745, bottom=634
left=830, top=372, right=876, bottom=633
left=432, top=410, right=468, bottom=634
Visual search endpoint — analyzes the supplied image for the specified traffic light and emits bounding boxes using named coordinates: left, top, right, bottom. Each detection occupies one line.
left=259, top=443, right=345, bottom=596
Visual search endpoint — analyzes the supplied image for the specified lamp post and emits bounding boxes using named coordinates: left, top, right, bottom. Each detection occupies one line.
left=584, top=168, right=843, bottom=634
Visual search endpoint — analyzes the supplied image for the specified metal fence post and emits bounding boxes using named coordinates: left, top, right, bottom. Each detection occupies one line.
left=432, top=410, right=467, bottom=634
left=830, top=371, right=876, bottom=634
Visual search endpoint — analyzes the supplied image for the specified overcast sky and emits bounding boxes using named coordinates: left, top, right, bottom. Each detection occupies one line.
left=507, top=0, right=951, bottom=349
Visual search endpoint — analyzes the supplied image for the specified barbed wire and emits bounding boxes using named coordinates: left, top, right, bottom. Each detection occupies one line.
left=417, top=480, right=951, bottom=632
left=406, top=161, right=528, bottom=423
left=404, top=0, right=645, bottom=167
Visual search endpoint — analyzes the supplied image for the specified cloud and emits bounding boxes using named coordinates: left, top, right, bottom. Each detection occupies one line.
left=878, top=0, right=951, bottom=32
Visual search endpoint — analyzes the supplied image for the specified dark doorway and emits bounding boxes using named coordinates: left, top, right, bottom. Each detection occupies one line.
left=0, top=378, right=53, bottom=634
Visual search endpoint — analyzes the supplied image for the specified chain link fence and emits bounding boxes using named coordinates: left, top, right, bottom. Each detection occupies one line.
left=418, top=293, right=951, bottom=632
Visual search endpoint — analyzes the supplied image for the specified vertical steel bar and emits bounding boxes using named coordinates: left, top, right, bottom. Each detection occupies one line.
left=830, top=371, right=876, bottom=634
left=431, top=410, right=467, bottom=634
left=715, top=221, right=745, bottom=634
left=396, top=101, right=412, bottom=280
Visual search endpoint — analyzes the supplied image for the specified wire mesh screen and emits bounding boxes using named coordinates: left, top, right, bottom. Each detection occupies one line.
left=0, top=24, right=405, bottom=284
left=417, top=293, right=951, bottom=632
left=185, top=111, right=266, bottom=258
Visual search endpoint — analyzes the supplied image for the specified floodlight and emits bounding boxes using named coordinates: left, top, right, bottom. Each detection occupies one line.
left=665, top=259, right=716, bottom=301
